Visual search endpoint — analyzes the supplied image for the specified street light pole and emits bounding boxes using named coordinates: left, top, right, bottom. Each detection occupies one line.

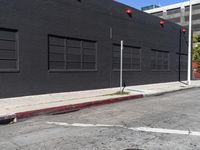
left=187, top=0, right=192, bottom=85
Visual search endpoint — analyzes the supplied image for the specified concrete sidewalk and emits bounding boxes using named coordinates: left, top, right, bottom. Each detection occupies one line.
left=0, top=80, right=200, bottom=123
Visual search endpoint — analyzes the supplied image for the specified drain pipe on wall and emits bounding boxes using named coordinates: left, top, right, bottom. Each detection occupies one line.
left=120, top=40, right=123, bottom=93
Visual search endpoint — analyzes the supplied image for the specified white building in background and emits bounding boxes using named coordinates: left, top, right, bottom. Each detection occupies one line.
left=145, top=0, right=200, bottom=36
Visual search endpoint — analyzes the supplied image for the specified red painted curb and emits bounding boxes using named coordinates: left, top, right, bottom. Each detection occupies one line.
left=15, top=94, right=143, bottom=120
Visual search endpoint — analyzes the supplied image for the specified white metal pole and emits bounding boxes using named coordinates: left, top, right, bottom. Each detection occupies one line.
left=187, top=0, right=192, bottom=85
left=120, top=40, right=123, bottom=92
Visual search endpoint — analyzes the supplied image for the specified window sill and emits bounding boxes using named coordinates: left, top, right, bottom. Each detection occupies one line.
left=151, top=70, right=171, bottom=72
left=48, top=69, right=98, bottom=73
left=112, top=69, right=142, bottom=72
left=0, top=69, right=20, bottom=73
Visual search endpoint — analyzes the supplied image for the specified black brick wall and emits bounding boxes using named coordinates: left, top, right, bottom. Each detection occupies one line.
left=0, top=0, right=188, bottom=98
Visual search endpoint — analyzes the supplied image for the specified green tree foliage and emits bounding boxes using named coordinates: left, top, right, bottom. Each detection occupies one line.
left=193, top=46, right=200, bottom=61
left=193, top=34, right=200, bottom=43
left=193, top=34, right=200, bottom=61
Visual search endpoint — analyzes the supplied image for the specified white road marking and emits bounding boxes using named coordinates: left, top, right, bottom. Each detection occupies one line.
left=130, top=127, right=188, bottom=135
left=47, top=121, right=123, bottom=128
left=47, top=121, right=200, bottom=137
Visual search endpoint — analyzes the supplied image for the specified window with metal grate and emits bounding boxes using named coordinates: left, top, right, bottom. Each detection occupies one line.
left=0, top=28, right=19, bottom=72
left=48, top=35, right=97, bottom=72
left=176, top=53, right=188, bottom=72
left=151, top=49, right=170, bottom=71
left=112, top=44, right=141, bottom=71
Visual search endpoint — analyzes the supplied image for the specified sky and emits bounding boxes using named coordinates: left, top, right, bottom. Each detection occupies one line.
left=116, top=0, right=188, bottom=9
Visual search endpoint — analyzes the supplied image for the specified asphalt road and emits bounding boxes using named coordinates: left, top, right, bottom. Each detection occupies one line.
left=1, top=88, right=200, bottom=150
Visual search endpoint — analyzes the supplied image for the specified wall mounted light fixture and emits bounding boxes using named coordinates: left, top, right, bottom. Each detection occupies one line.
left=126, top=9, right=133, bottom=17
left=182, top=28, right=187, bottom=33
left=160, top=20, right=165, bottom=27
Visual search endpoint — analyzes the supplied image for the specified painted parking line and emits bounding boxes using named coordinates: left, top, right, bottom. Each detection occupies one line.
left=130, top=127, right=200, bottom=136
left=47, top=121, right=200, bottom=137
left=47, top=121, right=124, bottom=128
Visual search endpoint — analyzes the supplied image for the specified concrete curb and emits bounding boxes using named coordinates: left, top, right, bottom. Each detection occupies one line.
left=1, top=86, right=199, bottom=124
left=15, top=94, right=144, bottom=121
left=143, top=86, right=200, bottom=97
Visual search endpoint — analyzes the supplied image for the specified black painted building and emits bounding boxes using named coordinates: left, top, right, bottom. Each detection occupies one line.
left=0, top=0, right=188, bottom=98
